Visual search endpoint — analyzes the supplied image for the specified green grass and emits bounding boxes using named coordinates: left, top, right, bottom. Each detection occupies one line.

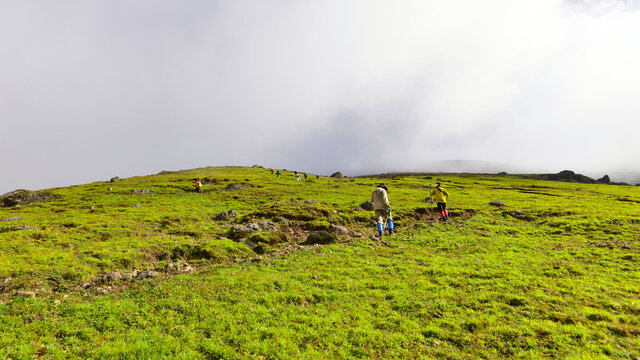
left=0, top=166, right=638, bottom=359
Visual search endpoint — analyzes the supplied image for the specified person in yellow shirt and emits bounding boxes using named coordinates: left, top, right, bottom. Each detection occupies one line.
left=429, top=182, right=450, bottom=221
left=194, top=180, right=202, bottom=193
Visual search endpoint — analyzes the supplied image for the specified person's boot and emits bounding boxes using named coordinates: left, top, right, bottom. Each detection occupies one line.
left=388, top=220, right=395, bottom=235
left=377, top=223, right=384, bottom=237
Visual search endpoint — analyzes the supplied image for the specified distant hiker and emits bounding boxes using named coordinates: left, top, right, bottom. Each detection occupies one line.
left=194, top=180, right=202, bottom=193
left=371, top=183, right=395, bottom=237
left=271, top=169, right=274, bottom=174
left=276, top=170, right=281, bottom=178
left=304, top=173, right=308, bottom=180
left=430, top=182, right=451, bottom=221
left=296, top=173, right=301, bottom=181
left=316, top=174, right=319, bottom=180
left=294, top=171, right=298, bottom=177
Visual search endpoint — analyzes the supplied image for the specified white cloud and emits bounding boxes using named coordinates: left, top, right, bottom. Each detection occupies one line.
left=1, top=0, right=640, bottom=193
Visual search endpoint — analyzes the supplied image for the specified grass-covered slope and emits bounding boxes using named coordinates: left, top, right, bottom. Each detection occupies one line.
left=0, top=166, right=638, bottom=359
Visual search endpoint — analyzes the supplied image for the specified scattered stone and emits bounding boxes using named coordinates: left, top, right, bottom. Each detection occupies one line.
left=422, top=198, right=435, bottom=204
left=0, top=217, right=22, bottom=222
left=304, top=230, right=336, bottom=245
left=272, top=216, right=288, bottom=225
left=304, top=199, right=318, bottom=204
left=132, top=204, right=142, bottom=208
left=131, top=189, right=155, bottom=195
left=328, top=224, right=349, bottom=235
left=227, top=221, right=280, bottom=240
left=177, top=264, right=194, bottom=274
left=215, top=212, right=229, bottom=220
left=121, top=270, right=138, bottom=280
left=108, top=187, right=112, bottom=191
left=0, top=190, right=58, bottom=207
left=359, top=200, right=374, bottom=211
left=137, top=271, right=160, bottom=280
left=250, top=256, right=263, bottom=262
left=239, top=238, right=259, bottom=250
left=0, top=225, right=38, bottom=233
left=489, top=201, right=505, bottom=207
left=102, top=272, right=122, bottom=282
left=16, top=291, right=36, bottom=298
left=504, top=210, right=533, bottom=221
left=110, top=177, right=120, bottom=182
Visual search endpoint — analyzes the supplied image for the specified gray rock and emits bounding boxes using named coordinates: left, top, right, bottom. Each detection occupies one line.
left=330, top=172, right=343, bottom=178
left=0, top=217, right=22, bottom=222
left=239, top=238, right=259, bottom=250
left=215, top=209, right=238, bottom=220
left=121, top=270, right=138, bottom=280
left=102, top=272, right=123, bottom=282
left=132, top=204, right=142, bottom=208
left=0, top=225, right=38, bottom=233
left=0, top=190, right=58, bottom=207
left=272, top=216, right=288, bottom=225
left=137, top=271, right=160, bottom=280
left=228, top=222, right=278, bottom=239
left=304, top=199, right=318, bottom=204
left=359, top=200, right=375, bottom=211
left=489, top=201, right=505, bottom=207
left=110, top=177, right=120, bottom=182
left=328, top=225, right=349, bottom=235
left=215, top=211, right=229, bottom=220
left=304, top=230, right=336, bottom=245
left=131, top=189, right=155, bottom=195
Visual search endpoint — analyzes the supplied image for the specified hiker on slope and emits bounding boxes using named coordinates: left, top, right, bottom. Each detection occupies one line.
left=430, top=182, right=451, bottom=221
left=371, top=183, right=395, bottom=237
left=194, top=180, right=202, bottom=193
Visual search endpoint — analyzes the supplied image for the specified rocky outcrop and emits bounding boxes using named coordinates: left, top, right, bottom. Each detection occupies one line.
left=330, top=172, right=343, bottom=178
left=0, top=225, right=38, bottom=233
left=227, top=221, right=280, bottom=240
left=596, top=175, right=611, bottom=184
left=489, top=201, right=505, bottom=207
left=328, top=224, right=349, bottom=235
left=359, top=200, right=374, bottom=211
left=304, top=230, right=337, bottom=245
left=215, top=209, right=237, bottom=220
left=0, top=190, right=58, bottom=207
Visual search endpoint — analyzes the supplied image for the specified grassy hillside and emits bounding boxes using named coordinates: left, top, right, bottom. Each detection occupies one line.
left=0, top=166, right=638, bottom=359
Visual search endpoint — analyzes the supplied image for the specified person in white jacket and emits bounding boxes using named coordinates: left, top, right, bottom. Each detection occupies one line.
left=371, top=183, right=395, bottom=237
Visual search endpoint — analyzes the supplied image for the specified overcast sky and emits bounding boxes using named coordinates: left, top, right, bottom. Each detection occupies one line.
left=2, top=0, right=640, bottom=193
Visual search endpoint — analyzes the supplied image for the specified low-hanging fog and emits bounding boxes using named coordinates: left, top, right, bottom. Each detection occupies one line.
left=2, top=0, right=640, bottom=193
